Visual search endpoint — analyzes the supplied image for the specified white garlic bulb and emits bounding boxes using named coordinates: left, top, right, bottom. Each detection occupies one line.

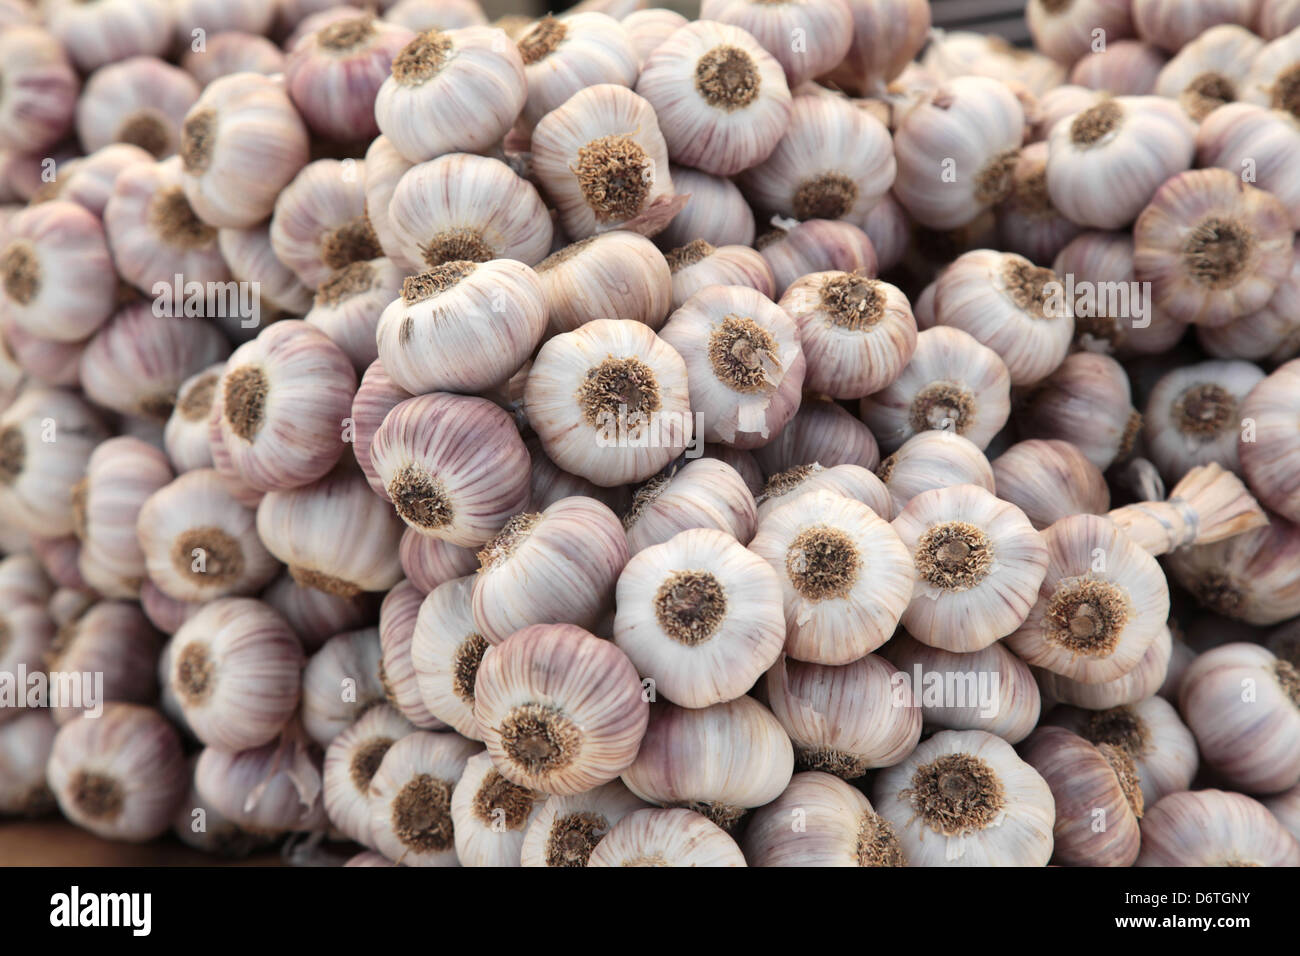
left=587, top=807, right=747, bottom=866
left=622, top=457, right=758, bottom=555
left=520, top=779, right=650, bottom=867
left=742, top=771, right=904, bottom=866
left=1137, top=789, right=1300, bottom=866
left=411, top=576, right=488, bottom=740
left=515, top=13, right=639, bottom=131
left=450, top=749, right=545, bottom=867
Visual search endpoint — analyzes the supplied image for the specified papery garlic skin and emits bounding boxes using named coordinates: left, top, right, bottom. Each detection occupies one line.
left=892, top=77, right=1026, bottom=231
left=1039, top=622, right=1174, bottom=711
left=1264, top=783, right=1300, bottom=842
left=758, top=218, right=878, bottom=297
left=377, top=259, right=545, bottom=395
left=0, top=26, right=78, bottom=153
left=363, top=136, right=413, bottom=262
left=516, top=13, right=639, bottom=131
left=742, top=771, right=904, bottom=866
left=755, top=396, right=880, bottom=474
left=1137, top=789, right=1300, bottom=866
left=194, top=726, right=327, bottom=835
left=181, top=33, right=287, bottom=88
left=1154, top=24, right=1263, bottom=120
left=993, top=141, right=1083, bottom=265
left=622, top=8, right=687, bottom=65
left=385, top=0, right=489, bottom=32
left=76, top=57, right=200, bottom=159
left=43, top=0, right=172, bottom=73
left=750, top=490, right=913, bottom=664
left=700, top=0, right=851, bottom=86
left=179, top=73, right=311, bottom=230
left=0, top=712, right=57, bottom=816
left=635, top=19, right=792, bottom=176
left=324, top=704, right=415, bottom=848
left=520, top=780, right=650, bottom=867
left=367, top=731, right=482, bottom=866
left=667, top=240, right=775, bottom=311
left=526, top=318, right=693, bottom=487
left=216, top=223, right=314, bottom=318
left=44, top=600, right=161, bottom=725
left=756, top=462, right=893, bottom=523
left=450, top=748, right=545, bottom=866
left=587, top=807, right=747, bottom=866
left=47, top=704, right=186, bottom=842
left=1027, top=0, right=1135, bottom=66
left=269, top=159, right=381, bottom=291
left=375, top=27, right=526, bottom=163
left=991, top=439, right=1109, bottom=530
left=1134, top=169, right=1294, bottom=328
left=1143, top=359, right=1264, bottom=483
left=537, top=231, right=671, bottom=335
left=1069, top=40, right=1168, bottom=95
left=301, top=628, right=386, bottom=748
left=1135, top=0, right=1257, bottom=54
left=1240, top=360, right=1300, bottom=522
left=350, top=360, right=410, bottom=502
left=260, top=571, right=375, bottom=653
left=1244, top=23, right=1300, bottom=119
left=1015, top=351, right=1141, bottom=470
left=1197, top=104, right=1300, bottom=229
left=411, top=576, right=487, bottom=739
left=370, top=393, right=532, bottom=547
left=380, top=580, right=447, bottom=730
left=821, top=0, right=931, bottom=97
left=876, top=430, right=994, bottom=517
left=656, top=166, right=756, bottom=250
left=622, top=457, right=758, bottom=555
left=614, top=527, right=783, bottom=708
left=872, top=729, right=1055, bottom=866
left=306, top=258, right=404, bottom=372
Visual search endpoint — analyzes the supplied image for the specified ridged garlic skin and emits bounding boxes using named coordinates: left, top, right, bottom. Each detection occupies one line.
left=622, top=696, right=794, bottom=828
left=301, top=628, right=386, bottom=748
left=1026, top=0, right=1135, bottom=65
left=622, top=458, right=758, bottom=555
left=1197, top=104, right=1300, bottom=230
left=362, top=135, right=413, bottom=261
left=305, top=258, right=403, bottom=372
left=375, top=27, right=525, bottom=163
left=1133, top=0, right=1257, bottom=52
left=526, top=319, right=693, bottom=487
left=635, top=19, right=792, bottom=176
left=781, top=273, right=916, bottom=399
left=47, top=705, right=186, bottom=843
left=520, top=780, right=650, bottom=867
left=1006, top=514, right=1170, bottom=683
left=614, top=527, right=783, bottom=708
left=179, top=73, right=311, bottom=229
left=1137, top=789, right=1300, bottom=866
left=532, top=84, right=681, bottom=240
left=75, top=56, right=199, bottom=159
left=350, top=360, right=411, bottom=502
left=193, top=728, right=328, bottom=835
left=400, top=527, right=480, bottom=593
left=411, top=576, right=487, bottom=739
left=877, top=431, right=994, bottom=516
left=873, top=729, right=1055, bottom=866
left=261, top=572, right=374, bottom=653
left=162, top=364, right=222, bottom=472
left=990, top=439, right=1110, bottom=530
left=380, top=580, right=447, bottom=730
left=1037, top=623, right=1174, bottom=711
left=742, top=771, right=904, bottom=866
left=882, top=633, right=1042, bottom=743
left=934, top=250, right=1073, bottom=385
left=1265, top=784, right=1300, bottom=842
left=370, top=393, right=532, bottom=547
left=269, top=159, right=379, bottom=291
left=766, top=654, right=922, bottom=777
left=0, top=711, right=57, bottom=816
left=1166, top=517, right=1300, bottom=625
left=216, top=223, right=314, bottom=318
left=754, top=397, right=881, bottom=475
left=450, top=749, right=545, bottom=867
left=1240, top=360, right=1300, bottom=522
left=667, top=241, right=776, bottom=311
left=536, top=232, right=672, bottom=335
left=516, top=13, right=639, bottom=131
left=45, top=600, right=161, bottom=724
left=385, top=0, right=489, bottom=32
left=386, top=153, right=552, bottom=271
left=1069, top=40, right=1168, bottom=94
left=324, top=704, right=416, bottom=848
left=756, top=462, right=893, bottom=523
left=1, top=201, right=117, bottom=343
left=1014, top=352, right=1140, bottom=470
left=73, top=436, right=174, bottom=598
left=42, top=0, right=171, bottom=72
left=181, top=32, right=287, bottom=88
left=1153, top=24, right=1262, bottom=121
left=821, top=0, right=931, bottom=97
left=377, top=259, right=546, bottom=395
left=0, top=601, right=55, bottom=706
left=893, top=77, right=1026, bottom=230
left=1142, top=360, right=1264, bottom=482
left=656, top=166, right=756, bottom=249
left=759, top=219, right=879, bottom=298
left=1179, top=643, right=1300, bottom=794
left=660, top=285, right=804, bottom=448
left=587, top=807, right=747, bottom=866
left=700, top=0, right=850, bottom=86
left=367, top=731, right=482, bottom=866
left=860, top=326, right=1012, bottom=454
left=0, top=26, right=78, bottom=152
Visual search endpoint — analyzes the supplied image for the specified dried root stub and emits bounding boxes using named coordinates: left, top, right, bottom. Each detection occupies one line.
left=904, top=752, right=1006, bottom=837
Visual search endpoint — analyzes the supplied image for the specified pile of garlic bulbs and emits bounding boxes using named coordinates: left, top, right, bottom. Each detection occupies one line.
left=2, top=0, right=1300, bottom=868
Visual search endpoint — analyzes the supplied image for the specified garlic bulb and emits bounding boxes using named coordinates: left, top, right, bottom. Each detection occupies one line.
left=167, top=597, right=303, bottom=751
left=520, top=780, right=649, bottom=867
left=749, top=489, right=913, bottom=664
left=350, top=360, right=410, bottom=502
left=1179, top=642, right=1300, bottom=793
left=270, top=159, right=382, bottom=291
left=742, top=771, right=903, bottom=866
left=655, top=166, right=756, bottom=249
left=324, top=703, right=415, bottom=847
left=1014, top=351, right=1141, bottom=470
left=1069, top=40, right=1168, bottom=94
left=1154, top=24, right=1263, bottom=120
left=362, top=135, right=413, bottom=262
left=821, top=0, right=931, bottom=96
left=181, top=32, right=287, bottom=88
left=753, top=395, right=880, bottom=474
left=79, top=306, right=229, bottom=424
left=699, top=0, right=851, bottom=86
left=301, top=627, right=386, bottom=747
left=370, top=393, right=532, bottom=546
left=660, top=285, right=804, bottom=448
left=994, top=141, right=1083, bottom=265
left=42, top=0, right=171, bottom=73
left=71, top=436, right=173, bottom=598
left=893, top=77, right=1026, bottom=230
left=76, top=57, right=200, bottom=159
left=400, top=526, right=478, bottom=594
left=739, top=93, right=895, bottom=228
left=892, top=484, right=1048, bottom=652
left=757, top=462, right=892, bottom=522
left=525, top=433, right=632, bottom=514
left=1134, top=0, right=1257, bottom=52
left=587, top=807, right=747, bottom=866
left=1020, top=726, right=1143, bottom=867
left=516, top=13, right=639, bottom=131
left=780, top=273, right=915, bottom=399
left=623, top=8, right=687, bottom=65
left=622, top=457, right=758, bottom=555
left=305, top=258, right=403, bottom=372
left=758, top=218, right=878, bottom=297
left=450, top=747, right=545, bottom=866
left=162, top=365, right=219, bottom=471
left=1137, top=789, right=1300, bottom=866
left=375, top=27, right=526, bottom=163
left=410, top=576, right=487, bottom=739
left=1244, top=24, right=1300, bottom=119
left=37, top=145, right=150, bottom=219
left=1167, top=515, right=1300, bottom=624
left=666, top=240, right=775, bottom=311
left=1026, top=0, right=1135, bottom=65
left=1199, top=106, right=1300, bottom=235
left=614, top=527, right=783, bottom=708
left=0, top=599, right=54, bottom=707
left=635, top=19, right=791, bottom=177
left=285, top=13, right=414, bottom=142
left=1038, top=621, right=1173, bottom=709
left=533, top=83, right=682, bottom=239
left=180, top=73, right=311, bottom=229
left=0, top=388, right=109, bottom=536
left=377, top=260, right=546, bottom=394
left=860, top=326, right=1013, bottom=453
left=876, top=430, right=994, bottom=516
left=991, top=439, right=1110, bottom=529
left=1135, top=168, right=1294, bottom=328
left=385, top=0, right=488, bottom=32
left=766, top=654, right=921, bottom=777
left=367, top=730, right=482, bottom=866
left=43, top=600, right=159, bottom=724
left=1240, top=360, right=1300, bottom=522
left=0, top=711, right=56, bottom=816
left=1142, top=359, right=1263, bottom=482
left=622, top=696, right=793, bottom=829
left=526, top=318, right=692, bottom=487
left=1049, top=695, right=1198, bottom=806
left=379, top=580, right=446, bottom=730
left=47, top=705, right=186, bottom=842
left=0, top=26, right=78, bottom=153
left=1, top=201, right=117, bottom=343
left=194, top=725, right=327, bottom=835
left=216, top=222, right=314, bottom=318
left=211, top=321, right=356, bottom=493
left=536, top=231, right=671, bottom=335
left=260, top=571, right=375, bottom=653
left=386, top=153, right=552, bottom=270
